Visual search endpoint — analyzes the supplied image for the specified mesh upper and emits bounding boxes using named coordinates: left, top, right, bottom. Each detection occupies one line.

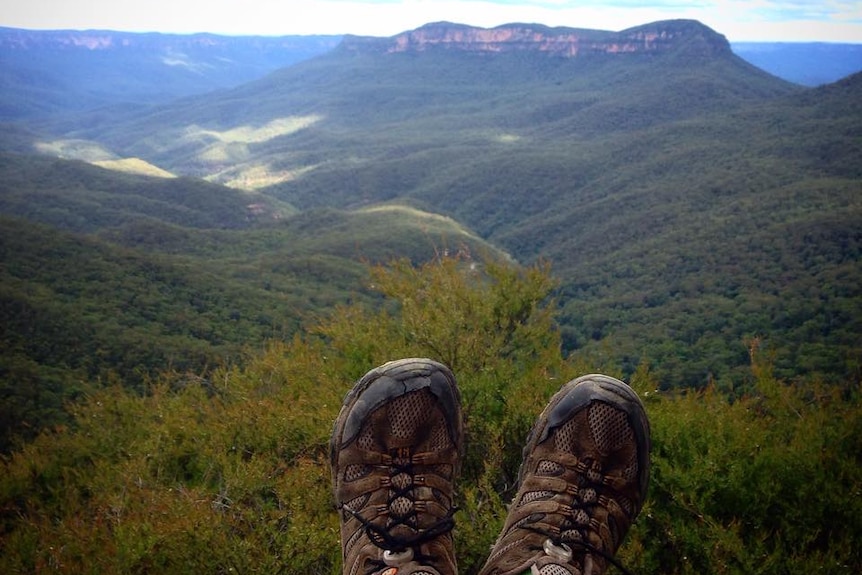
left=588, top=402, right=632, bottom=453
left=390, top=391, right=432, bottom=440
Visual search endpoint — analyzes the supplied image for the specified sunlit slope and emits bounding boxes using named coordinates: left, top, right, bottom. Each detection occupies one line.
left=0, top=153, right=295, bottom=231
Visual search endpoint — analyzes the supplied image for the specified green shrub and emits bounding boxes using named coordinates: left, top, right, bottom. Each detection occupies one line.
left=1, top=256, right=859, bottom=574
left=621, top=348, right=862, bottom=574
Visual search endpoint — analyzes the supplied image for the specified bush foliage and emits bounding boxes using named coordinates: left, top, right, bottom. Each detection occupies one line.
left=1, top=256, right=859, bottom=574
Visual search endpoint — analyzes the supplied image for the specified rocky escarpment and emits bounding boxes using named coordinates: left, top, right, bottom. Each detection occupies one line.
left=340, top=19, right=731, bottom=58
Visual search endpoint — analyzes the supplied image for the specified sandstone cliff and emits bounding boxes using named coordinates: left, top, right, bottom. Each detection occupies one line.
left=340, top=19, right=731, bottom=58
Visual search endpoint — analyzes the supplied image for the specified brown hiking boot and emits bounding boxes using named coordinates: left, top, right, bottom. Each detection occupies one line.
left=330, top=358, right=464, bottom=575
left=478, top=374, right=650, bottom=575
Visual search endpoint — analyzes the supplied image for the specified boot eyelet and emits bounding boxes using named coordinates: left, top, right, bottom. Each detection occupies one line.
left=542, top=538, right=573, bottom=562
left=383, top=548, right=414, bottom=566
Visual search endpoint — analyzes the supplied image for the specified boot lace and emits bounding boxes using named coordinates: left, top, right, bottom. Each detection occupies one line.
left=518, top=455, right=637, bottom=575
left=341, top=449, right=456, bottom=574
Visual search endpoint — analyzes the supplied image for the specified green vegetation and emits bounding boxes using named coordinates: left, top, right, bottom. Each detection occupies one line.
left=37, top=25, right=856, bottom=391
left=2, top=29, right=860, bottom=446
left=0, top=170, right=506, bottom=450
left=1, top=257, right=858, bottom=574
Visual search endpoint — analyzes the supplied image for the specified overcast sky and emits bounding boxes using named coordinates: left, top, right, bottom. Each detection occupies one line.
left=2, top=0, right=861, bottom=42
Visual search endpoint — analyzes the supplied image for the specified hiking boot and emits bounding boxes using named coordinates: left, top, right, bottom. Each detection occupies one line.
left=330, top=358, right=464, bottom=575
left=478, top=374, right=650, bottom=575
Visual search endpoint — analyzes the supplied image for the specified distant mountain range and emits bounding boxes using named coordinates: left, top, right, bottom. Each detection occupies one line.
left=0, top=27, right=342, bottom=118
left=732, top=41, right=862, bottom=87
left=1, top=19, right=860, bottom=445
left=0, top=23, right=860, bottom=122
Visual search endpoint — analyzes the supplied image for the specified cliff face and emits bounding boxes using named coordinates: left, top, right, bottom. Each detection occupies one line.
left=341, top=20, right=731, bottom=58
